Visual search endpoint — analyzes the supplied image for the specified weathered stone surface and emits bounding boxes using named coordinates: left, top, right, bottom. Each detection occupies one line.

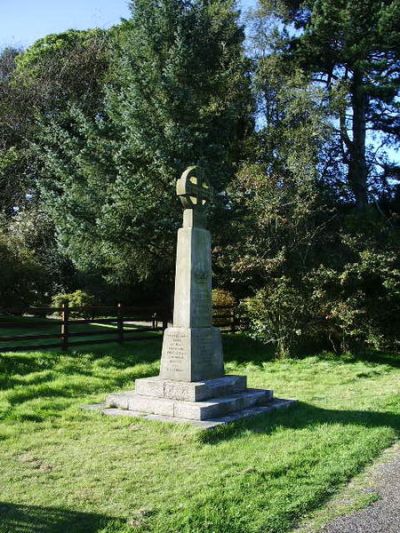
left=159, top=171, right=224, bottom=383
left=100, top=398, right=297, bottom=429
left=107, top=391, right=133, bottom=410
left=172, top=225, right=212, bottom=329
left=106, top=388, right=273, bottom=421
left=159, top=326, right=223, bottom=382
left=129, top=396, right=175, bottom=417
left=172, top=389, right=272, bottom=420
left=134, top=375, right=247, bottom=402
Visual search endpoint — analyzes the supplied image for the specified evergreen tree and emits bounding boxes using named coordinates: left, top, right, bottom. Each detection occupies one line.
left=40, top=0, right=252, bottom=295
left=0, top=47, right=31, bottom=218
left=0, top=31, right=110, bottom=302
left=258, top=0, right=400, bottom=208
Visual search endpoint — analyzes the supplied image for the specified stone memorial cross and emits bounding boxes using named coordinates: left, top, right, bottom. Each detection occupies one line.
left=104, top=166, right=292, bottom=427
left=159, top=166, right=224, bottom=381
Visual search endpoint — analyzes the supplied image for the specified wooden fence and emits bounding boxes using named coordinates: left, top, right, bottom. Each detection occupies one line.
left=0, top=304, right=169, bottom=353
left=0, top=303, right=243, bottom=353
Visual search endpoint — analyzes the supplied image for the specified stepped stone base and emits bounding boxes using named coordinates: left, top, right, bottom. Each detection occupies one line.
left=102, top=375, right=296, bottom=427
left=112, top=375, right=247, bottom=403
left=101, top=398, right=296, bottom=429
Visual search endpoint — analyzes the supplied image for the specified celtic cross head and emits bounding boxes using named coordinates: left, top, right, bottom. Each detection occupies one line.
left=176, top=166, right=213, bottom=210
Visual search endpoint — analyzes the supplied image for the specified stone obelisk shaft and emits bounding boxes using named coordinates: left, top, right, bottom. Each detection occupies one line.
left=173, top=209, right=212, bottom=327
left=160, top=209, right=224, bottom=382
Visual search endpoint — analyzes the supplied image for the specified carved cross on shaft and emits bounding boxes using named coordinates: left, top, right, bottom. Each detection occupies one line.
left=176, top=166, right=213, bottom=209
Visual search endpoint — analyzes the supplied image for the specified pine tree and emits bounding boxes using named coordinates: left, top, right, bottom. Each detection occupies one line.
left=259, top=0, right=400, bottom=208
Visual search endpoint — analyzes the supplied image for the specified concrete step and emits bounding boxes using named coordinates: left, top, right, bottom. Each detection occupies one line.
left=134, top=374, right=247, bottom=402
left=107, top=388, right=273, bottom=421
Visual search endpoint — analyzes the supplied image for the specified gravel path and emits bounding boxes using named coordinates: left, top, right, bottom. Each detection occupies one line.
left=322, top=443, right=400, bottom=533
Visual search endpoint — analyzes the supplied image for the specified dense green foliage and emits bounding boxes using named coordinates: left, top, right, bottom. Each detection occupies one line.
left=38, top=0, right=252, bottom=295
left=0, top=46, right=34, bottom=219
left=0, top=30, right=110, bottom=306
left=0, top=230, right=45, bottom=309
left=52, top=290, right=95, bottom=318
left=258, top=0, right=400, bottom=208
left=219, top=0, right=400, bottom=355
left=0, top=0, right=399, bottom=355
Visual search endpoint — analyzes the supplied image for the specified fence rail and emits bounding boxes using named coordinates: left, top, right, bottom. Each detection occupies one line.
left=0, top=303, right=169, bottom=352
left=0, top=302, right=244, bottom=353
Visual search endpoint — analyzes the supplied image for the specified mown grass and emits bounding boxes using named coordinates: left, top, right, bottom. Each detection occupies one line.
left=0, top=335, right=399, bottom=533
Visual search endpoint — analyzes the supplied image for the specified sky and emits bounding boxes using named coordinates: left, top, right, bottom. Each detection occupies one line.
left=0, top=0, right=132, bottom=49
left=0, top=0, right=255, bottom=49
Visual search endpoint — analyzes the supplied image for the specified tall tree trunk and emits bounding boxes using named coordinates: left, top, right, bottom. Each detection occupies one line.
left=348, top=69, right=368, bottom=209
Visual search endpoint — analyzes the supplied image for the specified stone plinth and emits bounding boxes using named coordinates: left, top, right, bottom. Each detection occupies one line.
left=135, top=375, right=247, bottom=401
left=160, top=327, right=223, bottom=382
left=106, top=375, right=275, bottom=422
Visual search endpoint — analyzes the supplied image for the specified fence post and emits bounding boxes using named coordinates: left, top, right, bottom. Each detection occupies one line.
left=117, top=303, right=124, bottom=343
left=162, top=312, right=168, bottom=331
left=231, top=305, right=236, bottom=333
left=61, top=303, right=69, bottom=351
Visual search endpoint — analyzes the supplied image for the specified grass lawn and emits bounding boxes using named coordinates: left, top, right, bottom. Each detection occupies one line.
left=1, top=335, right=399, bottom=533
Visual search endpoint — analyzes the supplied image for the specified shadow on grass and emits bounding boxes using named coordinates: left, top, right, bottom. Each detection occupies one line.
left=199, top=401, right=400, bottom=444
left=0, top=338, right=162, bottom=377
left=0, top=341, right=164, bottom=422
left=0, top=354, right=57, bottom=378
left=86, top=338, right=163, bottom=365
left=223, top=333, right=400, bottom=368
left=319, top=350, right=400, bottom=369
left=0, top=502, right=122, bottom=533
left=4, top=364, right=162, bottom=409
left=222, top=334, right=275, bottom=365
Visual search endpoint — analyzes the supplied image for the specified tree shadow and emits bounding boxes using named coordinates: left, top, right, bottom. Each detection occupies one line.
left=200, top=401, right=400, bottom=444
left=0, top=341, right=164, bottom=423
left=0, top=338, right=163, bottom=382
left=326, top=350, right=400, bottom=369
left=0, top=354, right=57, bottom=379
left=223, top=333, right=275, bottom=365
left=4, top=363, right=162, bottom=408
left=0, top=502, right=122, bottom=533
left=85, top=338, right=163, bottom=366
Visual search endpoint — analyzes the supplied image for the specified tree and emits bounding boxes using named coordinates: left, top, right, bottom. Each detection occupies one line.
left=39, top=0, right=253, bottom=296
left=14, top=29, right=110, bottom=115
left=221, top=33, right=400, bottom=356
left=0, top=30, right=111, bottom=302
left=7, top=207, right=76, bottom=296
left=257, top=0, right=400, bottom=208
left=221, top=67, right=331, bottom=356
left=0, top=229, right=46, bottom=308
left=0, top=47, right=19, bottom=81
left=0, top=30, right=110, bottom=217
left=0, top=47, right=33, bottom=218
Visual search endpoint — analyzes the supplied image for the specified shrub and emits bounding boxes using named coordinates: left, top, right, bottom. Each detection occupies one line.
left=244, top=246, right=400, bottom=357
left=51, top=290, right=95, bottom=317
left=307, top=248, right=400, bottom=353
left=212, top=289, right=237, bottom=329
left=243, top=277, right=313, bottom=358
left=212, top=289, right=236, bottom=308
